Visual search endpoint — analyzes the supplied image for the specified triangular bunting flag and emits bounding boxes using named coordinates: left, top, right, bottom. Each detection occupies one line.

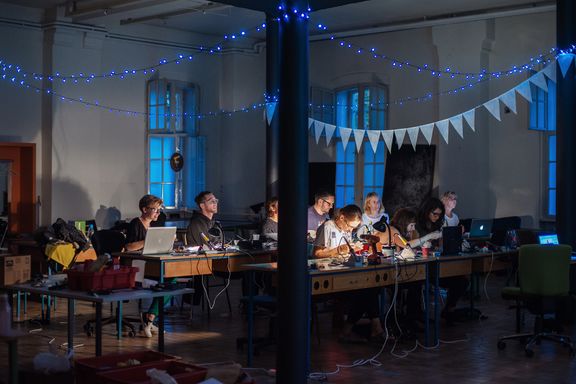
left=406, top=127, right=419, bottom=150
left=324, top=123, right=336, bottom=145
left=353, top=129, right=365, bottom=153
left=449, top=115, right=464, bottom=139
left=265, top=102, right=277, bottom=125
left=394, top=128, right=407, bottom=149
left=462, top=109, right=476, bottom=131
left=420, top=123, right=434, bottom=144
left=382, top=131, right=394, bottom=153
left=308, top=118, right=315, bottom=130
left=557, top=53, right=574, bottom=78
left=314, top=121, right=325, bottom=144
left=339, top=127, right=353, bottom=152
left=529, top=72, right=548, bottom=92
left=366, top=130, right=381, bottom=154
left=499, top=90, right=517, bottom=114
left=483, top=98, right=501, bottom=121
left=542, top=62, right=557, bottom=83
left=435, top=119, right=450, bottom=144
left=515, top=81, right=532, bottom=103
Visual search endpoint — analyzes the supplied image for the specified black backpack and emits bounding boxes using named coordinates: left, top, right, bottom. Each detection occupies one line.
left=51, top=218, right=90, bottom=252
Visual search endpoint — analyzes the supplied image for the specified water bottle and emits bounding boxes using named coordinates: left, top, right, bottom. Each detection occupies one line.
left=86, top=224, right=95, bottom=240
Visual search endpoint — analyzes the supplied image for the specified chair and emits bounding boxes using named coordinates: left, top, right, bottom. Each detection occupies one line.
left=83, top=230, right=139, bottom=337
left=497, top=244, right=575, bottom=357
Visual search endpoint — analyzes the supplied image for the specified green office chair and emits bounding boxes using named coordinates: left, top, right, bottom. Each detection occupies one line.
left=497, top=244, right=575, bottom=357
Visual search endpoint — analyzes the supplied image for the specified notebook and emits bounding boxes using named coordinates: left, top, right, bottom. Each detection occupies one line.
left=469, top=219, right=493, bottom=239
left=538, top=234, right=559, bottom=245
left=141, top=227, right=177, bottom=255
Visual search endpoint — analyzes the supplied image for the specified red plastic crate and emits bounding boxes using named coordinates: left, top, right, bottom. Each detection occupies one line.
left=66, top=266, right=138, bottom=291
left=96, top=360, right=207, bottom=384
left=75, top=351, right=176, bottom=384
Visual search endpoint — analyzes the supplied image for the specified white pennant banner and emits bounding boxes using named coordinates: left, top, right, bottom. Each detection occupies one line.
left=529, top=72, right=548, bottom=92
left=382, top=130, right=394, bottom=153
left=366, top=130, right=381, bottom=154
left=542, top=62, right=557, bottom=83
left=394, top=128, right=407, bottom=149
left=353, top=129, right=365, bottom=153
left=314, top=121, right=325, bottom=144
left=462, top=109, right=475, bottom=131
left=407, top=127, right=420, bottom=150
left=436, top=119, right=450, bottom=144
left=339, top=127, right=353, bottom=151
left=449, top=115, right=464, bottom=139
left=324, top=123, right=336, bottom=145
left=515, top=81, right=532, bottom=103
left=499, top=90, right=517, bottom=114
left=484, top=98, right=501, bottom=121
left=420, top=123, right=434, bottom=144
left=557, top=53, right=574, bottom=78
left=308, top=118, right=315, bottom=130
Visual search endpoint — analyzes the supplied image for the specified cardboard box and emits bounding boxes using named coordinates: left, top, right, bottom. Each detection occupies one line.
left=0, top=254, right=31, bottom=286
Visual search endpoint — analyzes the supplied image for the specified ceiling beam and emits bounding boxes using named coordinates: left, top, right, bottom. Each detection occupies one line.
left=213, top=0, right=369, bottom=13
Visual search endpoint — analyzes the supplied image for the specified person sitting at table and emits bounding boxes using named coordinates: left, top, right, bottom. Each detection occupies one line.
left=373, top=208, right=442, bottom=249
left=124, top=194, right=171, bottom=337
left=441, top=191, right=460, bottom=227
left=307, top=191, right=335, bottom=240
left=361, top=192, right=389, bottom=232
left=313, top=205, right=384, bottom=343
left=186, top=191, right=219, bottom=248
left=416, top=197, right=468, bottom=324
left=261, top=197, right=278, bottom=241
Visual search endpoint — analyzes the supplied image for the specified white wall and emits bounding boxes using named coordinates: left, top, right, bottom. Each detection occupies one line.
left=0, top=3, right=557, bottom=228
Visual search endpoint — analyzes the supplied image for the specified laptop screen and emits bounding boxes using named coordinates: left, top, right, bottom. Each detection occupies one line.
left=538, top=234, right=559, bottom=245
left=469, top=219, right=493, bottom=238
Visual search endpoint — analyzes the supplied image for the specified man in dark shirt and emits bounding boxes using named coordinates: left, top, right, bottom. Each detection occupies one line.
left=186, top=191, right=218, bottom=247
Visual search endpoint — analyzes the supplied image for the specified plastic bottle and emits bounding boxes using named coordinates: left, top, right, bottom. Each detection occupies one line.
left=86, top=224, right=95, bottom=241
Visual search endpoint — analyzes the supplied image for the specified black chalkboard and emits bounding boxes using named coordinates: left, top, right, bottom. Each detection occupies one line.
left=382, top=144, right=436, bottom=217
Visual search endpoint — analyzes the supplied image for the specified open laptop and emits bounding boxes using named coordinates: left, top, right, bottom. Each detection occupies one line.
left=141, top=227, right=177, bottom=255
left=538, top=233, right=559, bottom=245
left=442, top=226, right=463, bottom=256
left=469, top=219, right=493, bottom=239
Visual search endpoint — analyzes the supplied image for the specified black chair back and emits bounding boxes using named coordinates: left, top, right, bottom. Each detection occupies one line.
left=91, top=229, right=126, bottom=255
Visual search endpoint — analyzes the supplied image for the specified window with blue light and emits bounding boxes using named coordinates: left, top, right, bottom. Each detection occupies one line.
left=528, top=78, right=556, bottom=217
left=147, top=79, right=204, bottom=209
left=335, top=85, right=387, bottom=207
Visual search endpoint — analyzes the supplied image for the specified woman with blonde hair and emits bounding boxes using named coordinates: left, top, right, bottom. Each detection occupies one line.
left=361, top=192, right=389, bottom=232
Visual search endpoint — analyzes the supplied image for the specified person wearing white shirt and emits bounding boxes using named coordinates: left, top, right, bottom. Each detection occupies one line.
left=441, top=191, right=459, bottom=227
left=360, top=192, right=389, bottom=234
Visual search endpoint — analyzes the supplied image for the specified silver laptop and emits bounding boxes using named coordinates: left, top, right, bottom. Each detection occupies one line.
left=142, top=227, right=177, bottom=255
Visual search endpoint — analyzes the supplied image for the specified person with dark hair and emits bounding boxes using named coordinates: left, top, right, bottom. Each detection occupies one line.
left=186, top=191, right=219, bottom=247
left=261, top=197, right=278, bottom=240
left=416, top=197, right=468, bottom=324
left=313, top=204, right=384, bottom=343
left=307, top=191, right=335, bottom=234
left=124, top=194, right=171, bottom=337
left=374, top=208, right=441, bottom=249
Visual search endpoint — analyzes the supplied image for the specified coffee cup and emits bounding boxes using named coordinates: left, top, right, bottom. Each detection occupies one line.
left=422, top=247, right=431, bottom=257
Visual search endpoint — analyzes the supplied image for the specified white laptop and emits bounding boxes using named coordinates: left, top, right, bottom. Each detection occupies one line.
left=141, top=227, right=177, bottom=255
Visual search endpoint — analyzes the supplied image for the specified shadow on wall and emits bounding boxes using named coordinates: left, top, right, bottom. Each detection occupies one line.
left=95, top=205, right=122, bottom=230
left=52, top=178, right=93, bottom=222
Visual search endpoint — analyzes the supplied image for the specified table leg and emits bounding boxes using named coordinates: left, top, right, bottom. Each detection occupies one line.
left=95, top=302, right=102, bottom=356
left=117, top=301, right=123, bottom=340
left=424, top=263, right=430, bottom=347
left=67, top=299, right=74, bottom=354
left=434, top=261, right=440, bottom=345
left=158, top=297, right=165, bottom=353
left=247, top=270, right=254, bottom=367
left=8, top=339, right=18, bottom=384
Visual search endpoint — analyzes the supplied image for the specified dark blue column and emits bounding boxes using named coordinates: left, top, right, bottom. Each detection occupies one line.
left=277, top=1, right=310, bottom=383
left=557, top=0, right=576, bottom=248
left=266, top=14, right=281, bottom=199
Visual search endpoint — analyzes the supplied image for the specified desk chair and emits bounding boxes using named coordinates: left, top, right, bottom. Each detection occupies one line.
left=83, top=230, right=139, bottom=338
left=497, top=244, right=575, bottom=357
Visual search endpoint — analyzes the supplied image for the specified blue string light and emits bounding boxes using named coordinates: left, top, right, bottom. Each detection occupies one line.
left=327, top=35, right=560, bottom=79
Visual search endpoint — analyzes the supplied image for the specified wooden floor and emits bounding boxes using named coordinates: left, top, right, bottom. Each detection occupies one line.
left=1, top=273, right=575, bottom=383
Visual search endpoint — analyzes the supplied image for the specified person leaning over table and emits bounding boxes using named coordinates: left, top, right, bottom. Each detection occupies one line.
left=261, top=197, right=278, bottom=240
left=416, top=197, right=469, bottom=325
left=313, top=204, right=385, bottom=343
left=124, top=194, right=172, bottom=338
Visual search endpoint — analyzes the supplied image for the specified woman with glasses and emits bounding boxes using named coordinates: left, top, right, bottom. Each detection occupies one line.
left=313, top=205, right=385, bottom=343
left=125, top=194, right=171, bottom=337
left=416, top=197, right=468, bottom=325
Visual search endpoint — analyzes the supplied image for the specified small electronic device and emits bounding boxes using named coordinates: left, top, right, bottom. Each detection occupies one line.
left=538, top=234, right=559, bottom=245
